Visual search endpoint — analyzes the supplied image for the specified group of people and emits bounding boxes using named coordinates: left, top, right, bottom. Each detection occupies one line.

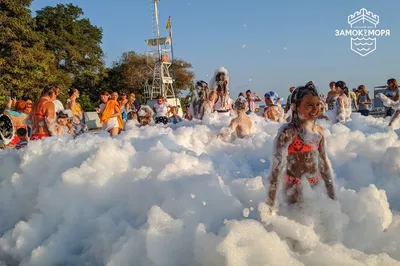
left=2, top=86, right=88, bottom=150
left=2, top=67, right=400, bottom=214
left=183, top=70, right=400, bottom=213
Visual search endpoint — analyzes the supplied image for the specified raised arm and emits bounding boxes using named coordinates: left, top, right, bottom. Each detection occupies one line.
left=218, top=119, right=237, bottom=139
left=317, top=126, right=336, bottom=200
left=266, top=127, right=292, bottom=209
left=254, top=93, right=262, bottom=102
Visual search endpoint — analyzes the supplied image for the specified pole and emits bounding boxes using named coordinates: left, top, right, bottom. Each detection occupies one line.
left=169, top=19, right=178, bottom=107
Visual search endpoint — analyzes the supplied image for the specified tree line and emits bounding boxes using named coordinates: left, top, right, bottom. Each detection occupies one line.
left=0, top=0, right=194, bottom=110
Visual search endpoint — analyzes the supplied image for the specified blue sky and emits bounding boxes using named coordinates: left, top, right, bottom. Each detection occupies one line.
left=30, top=0, right=400, bottom=99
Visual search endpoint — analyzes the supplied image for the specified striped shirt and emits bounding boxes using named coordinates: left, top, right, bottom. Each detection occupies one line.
left=15, top=140, right=28, bottom=150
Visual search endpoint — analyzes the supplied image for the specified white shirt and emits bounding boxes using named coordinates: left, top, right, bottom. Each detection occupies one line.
left=214, top=96, right=232, bottom=111
left=153, top=102, right=169, bottom=117
left=53, top=99, right=64, bottom=113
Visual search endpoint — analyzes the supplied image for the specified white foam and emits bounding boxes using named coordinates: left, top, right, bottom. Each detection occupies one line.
left=0, top=113, right=399, bottom=265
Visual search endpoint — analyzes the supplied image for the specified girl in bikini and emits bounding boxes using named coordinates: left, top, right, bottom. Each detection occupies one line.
left=265, top=83, right=336, bottom=213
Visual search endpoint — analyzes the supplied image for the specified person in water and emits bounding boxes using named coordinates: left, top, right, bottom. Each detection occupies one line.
left=218, top=96, right=253, bottom=140
left=265, top=83, right=336, bottom=213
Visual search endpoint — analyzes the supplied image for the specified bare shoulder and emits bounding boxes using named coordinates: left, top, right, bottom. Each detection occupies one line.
left=276, top=124, right=294, bottom=143
left=44, top=101, right=55, bottom=108
left=314, top=124, right=325, bottom=137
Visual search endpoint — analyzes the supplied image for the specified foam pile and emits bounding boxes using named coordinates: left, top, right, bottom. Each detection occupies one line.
left=0, top=112, right=399, bottom=265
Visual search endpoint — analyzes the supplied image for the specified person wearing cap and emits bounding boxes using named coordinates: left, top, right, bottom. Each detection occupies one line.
left=263, top=91, right=285, bottom=122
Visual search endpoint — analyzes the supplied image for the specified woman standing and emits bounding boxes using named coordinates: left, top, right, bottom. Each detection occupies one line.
left=67, top=89, right=84, bottom=120
left=336, top=82, right=352, bottom=124
left=325, top=81, right=339, bottom=122
left=31, top=85, right=57, bottom=140
left=96, top=91, right=123, bottom=136
left=245, top=90, right=262, bottom=114
left=357, top=85, right=372, bottom=116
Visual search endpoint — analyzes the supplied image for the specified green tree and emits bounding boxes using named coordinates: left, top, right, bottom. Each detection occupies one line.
left=34, top=3, right=105, bottom=98
left=104, top=51, right=194, bottom=97
left=0, top=0, right=59, bottom=98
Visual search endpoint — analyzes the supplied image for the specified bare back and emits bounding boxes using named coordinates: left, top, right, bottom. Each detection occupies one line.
left=32, top=97, right=55, bottom=135
left=232, top=114, right=253, bottom=138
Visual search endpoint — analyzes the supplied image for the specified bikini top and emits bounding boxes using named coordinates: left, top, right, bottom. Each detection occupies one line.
left=288, top=129, right=320, bottom=153
left=35, top=100, right=51, bottom=117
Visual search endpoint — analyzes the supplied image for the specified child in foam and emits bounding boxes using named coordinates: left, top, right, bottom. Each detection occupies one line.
left=265, top=83, right=336, bottom=214
left=263, top=91, right=285, bottom=122
left=153, top=95, right=173, bottom=125
left=169, top=106, right=182, bottom=124
left=218, top=96, right=253, bottom=140
left=137, top=105, right=155, bottom=127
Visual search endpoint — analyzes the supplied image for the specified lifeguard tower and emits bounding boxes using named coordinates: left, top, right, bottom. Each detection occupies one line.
left=144, top=0, right=182, bottom=116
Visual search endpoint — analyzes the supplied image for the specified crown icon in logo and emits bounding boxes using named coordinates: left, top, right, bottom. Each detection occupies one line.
left=348, top=8, right=379, bottom=28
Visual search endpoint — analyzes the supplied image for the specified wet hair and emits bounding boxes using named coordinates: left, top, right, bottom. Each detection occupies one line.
left=15, top=100, right=26, bottom=113
left=358, top=85, right=367, bottom=94
left=196, top=80, right=208, bottom=90
left=68, top=88, right=78, bottom=97
left=234, top=96, right=247, bottom=111
left=289, top=82, right=319, bottom=141
left=16, top=127, right=27, bottom=137
left=216, top=72, right=225, bottom=82
left=57, top=111, right=69, bottom=119
left=387, top=78, right=398, bottom=89
left=22, top=95, right=32, bottom=102
left=343, top=86, right=349, bottom=97
left=335, top=81, right=346, bottom=89
left=41, top=85, right=59, bottom=97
